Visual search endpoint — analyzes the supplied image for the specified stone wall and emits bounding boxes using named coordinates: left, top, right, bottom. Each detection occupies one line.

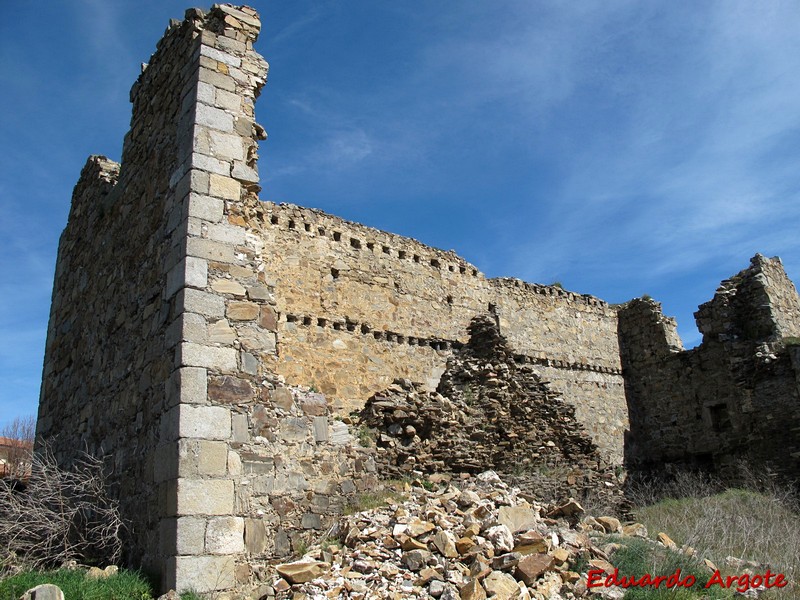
left=46, top=4, right=800, bottom=596
left=251, top=202, right=629, bottom=462
left=38, top=6, right=379, bottom=596
left=619, top=255, right=800, bottom=481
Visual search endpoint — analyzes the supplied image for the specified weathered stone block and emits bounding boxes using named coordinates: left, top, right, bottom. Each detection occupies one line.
left=211, top=279, right=246, bottom=296
left=196, top=103, right=234, bottom=133
left=164, top=555, right=236, bottom=593
left=186, top=236, right=235, bottom=263
left=227, top=301, right=259, bottom=321
left=208, top=375, right=253, bottom=404
left=180, top=288, right=225, bottom=318
left=209, top=173, right=240, bottom=200
left=171, top=478, right=235, bottom=516
left=244, top=518, right=267, bottom=554
left=178, top=342, right=237, bottom=372
left=205, top=516, right=245, bottom=554
left=187, top=192, right=224, bottom=223
left=209, top=130, right=244, bottom=161
left=167, top=367, right=208, bottom=407
left=160, top=516, right=206, bottom=555
left=178, top=439, right=228, bottom=476
left=178, top=404, right=231, bottom=440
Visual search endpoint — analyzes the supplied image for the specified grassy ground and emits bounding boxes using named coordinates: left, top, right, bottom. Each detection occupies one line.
left=623, top=474, right=800, bottom=599
left=0, top=568, right=202, bottom=600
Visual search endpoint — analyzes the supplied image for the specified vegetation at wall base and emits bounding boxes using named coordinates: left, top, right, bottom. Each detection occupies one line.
left=0, top=568, right=203, bottom=600
left=607, top=537, right=732, bottom=599
left=624, top=471, right=800, bottom=600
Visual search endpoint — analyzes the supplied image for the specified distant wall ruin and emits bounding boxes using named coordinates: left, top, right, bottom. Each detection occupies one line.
left=37, top=4, right=800, bottom=597
left=619, top=255, right=800, bottom=480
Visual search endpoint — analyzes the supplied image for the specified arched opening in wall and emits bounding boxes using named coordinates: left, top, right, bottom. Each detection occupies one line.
left=302, top=316, right=312, bottom=326
left=270, top=215, right=278, bottom=225
left=413, top=255, right=420, bottom=263
left=367, top=242, right=375, bottom=251
left=360, top=323, right=371, bottom=334
left=459, top=266, right=466, bottom=274
left=333, top=231, right=342, bottom=241
left=317, top=318, right=327, bottom=328
left=304, top=223, right=311, bottom=232
left=333, top=322, right=344, bottom=331
left=288, top=219, right=296, bottom=229
left=331, top=268, right=339, bottom=280
left=472, top=269, right=478, bottom=276
left=318, top=227, right=325, bottom=236
left=430, top=258, right=441, bottom=268
left=346, top=321, right=356, bottom=332
left=398, top=250, right=407, bottom=259
left=382, top=245, right=390, bottom=255
left=350, top=238, right=361, bottom=249
left=448, top=265, right=455, bottom=272
left=446, top=295, right=453, bottom=305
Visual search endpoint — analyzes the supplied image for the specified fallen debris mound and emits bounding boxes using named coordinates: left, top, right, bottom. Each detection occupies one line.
left=270, top=471, right=651, bottom=599
left=361, top=315, right=621, bottom=505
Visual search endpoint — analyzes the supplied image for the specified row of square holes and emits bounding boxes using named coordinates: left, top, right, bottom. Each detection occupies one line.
left=271, top=214, right=479, bottom=277
left=330, top=268, right=455, bottom=304
left=284, top=313, right=460, bottom=350
left=514, top=353, right=621, bottom=375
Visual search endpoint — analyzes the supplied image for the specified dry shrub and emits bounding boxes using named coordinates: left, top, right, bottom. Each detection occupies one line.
left=628, top=467, right=800, bottom=598
left=0, top=445, right=124, bottom=573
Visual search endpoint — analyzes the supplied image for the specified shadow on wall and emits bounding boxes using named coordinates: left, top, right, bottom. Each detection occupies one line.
left=618, top=254, right=800, bottom=486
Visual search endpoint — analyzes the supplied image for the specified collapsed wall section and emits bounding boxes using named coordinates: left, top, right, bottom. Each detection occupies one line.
left=619, top=255, right=800, bottom=480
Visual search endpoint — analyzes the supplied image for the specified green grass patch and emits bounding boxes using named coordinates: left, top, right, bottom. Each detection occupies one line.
left=0, top=568, right=202, bottom=600
left=0, top=569, right=152, bottom=600
left=627, top=477, right=800, bottom=599
left=606, top=537, right=732, bottom=599
left=633, top=488, right=800, bottom=575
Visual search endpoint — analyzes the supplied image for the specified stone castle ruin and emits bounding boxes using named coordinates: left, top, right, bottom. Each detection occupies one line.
left=36, top=5, right=800, bottom=595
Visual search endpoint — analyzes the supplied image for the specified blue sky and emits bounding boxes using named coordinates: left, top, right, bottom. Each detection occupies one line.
left=2, top=1, right=799, bottom=431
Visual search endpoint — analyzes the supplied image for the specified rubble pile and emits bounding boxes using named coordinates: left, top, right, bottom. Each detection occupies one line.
left=271, top=471, right=647, bottom=599
left=361, top=315, right=621, bottom=504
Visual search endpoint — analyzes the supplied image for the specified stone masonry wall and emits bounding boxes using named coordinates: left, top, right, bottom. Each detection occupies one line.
left=250, top=202, right=628, bottom=462
left=619, top=255, right=800, bottom=481
left=36, top=7, right=218, bottom=577
left=39, top=6, right=379, bottom=596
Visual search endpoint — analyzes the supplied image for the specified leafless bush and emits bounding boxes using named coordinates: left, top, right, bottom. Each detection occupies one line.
left=0, top=444, right=124, bottom=573
left=628, top=465, right=800, bottom=599
left=0, top=415, right=36, bottom=479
